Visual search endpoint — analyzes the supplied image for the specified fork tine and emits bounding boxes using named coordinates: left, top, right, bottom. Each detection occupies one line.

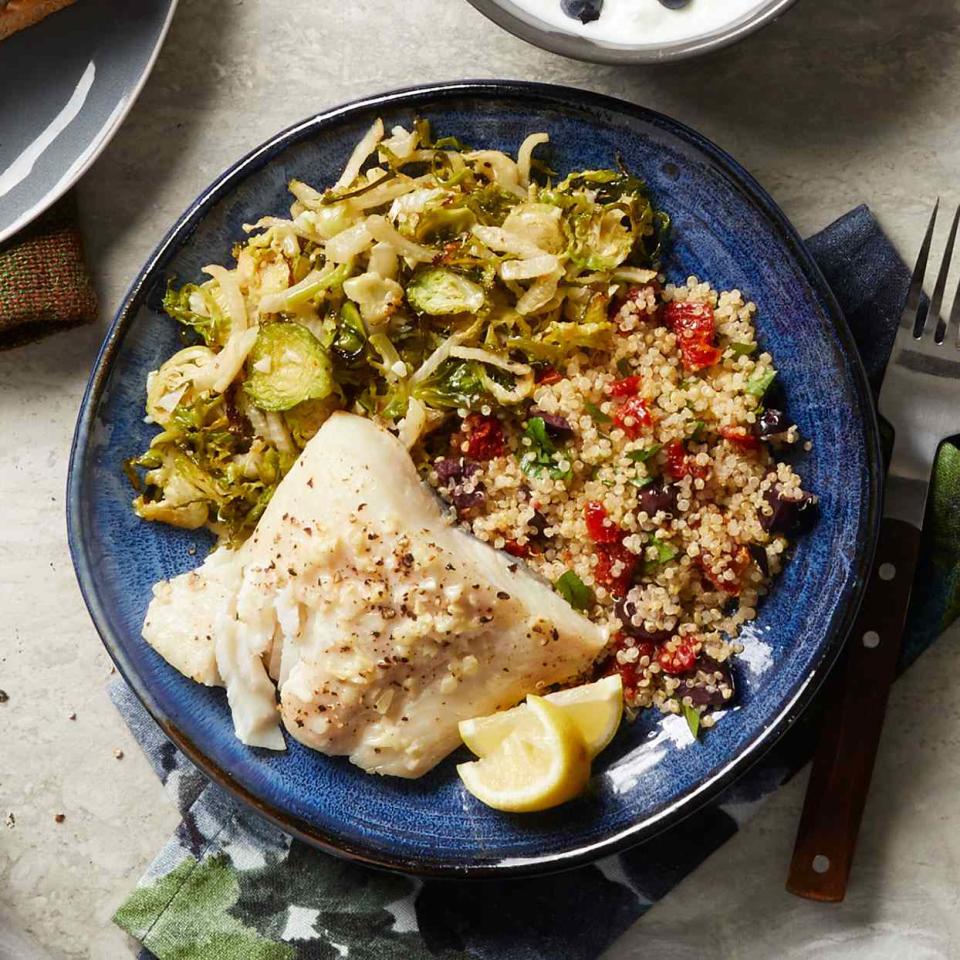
left=905, top=200, right=939, bottom=337
left=931, top=205, right=960, bottom=343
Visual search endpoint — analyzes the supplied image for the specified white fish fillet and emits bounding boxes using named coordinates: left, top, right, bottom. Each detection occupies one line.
left=142, top=548, right=237, bottom=687
left=142, top=412, right=607, bottom=776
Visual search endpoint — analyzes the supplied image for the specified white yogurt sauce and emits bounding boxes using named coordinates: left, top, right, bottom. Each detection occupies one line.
left=514, top=0, right=769, bottom=46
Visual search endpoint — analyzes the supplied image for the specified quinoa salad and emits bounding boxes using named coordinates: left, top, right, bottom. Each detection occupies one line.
left=127, top=119, right=817, bottom=737
left=420, top=278, right=816, bottom=730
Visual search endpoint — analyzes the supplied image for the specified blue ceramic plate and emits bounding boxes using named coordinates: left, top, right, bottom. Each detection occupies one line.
left=68, top=81, right=881, bottom=877
left=0, top=0, right=178, bottom=243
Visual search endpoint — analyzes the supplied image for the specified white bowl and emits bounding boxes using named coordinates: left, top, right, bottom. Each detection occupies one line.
left=466, top=0, right=798, bottom=64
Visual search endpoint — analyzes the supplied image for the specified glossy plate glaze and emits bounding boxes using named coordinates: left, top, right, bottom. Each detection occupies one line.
left=0, top=0, right=178, bottom=243
left=68, top=81, right=881, bottom=877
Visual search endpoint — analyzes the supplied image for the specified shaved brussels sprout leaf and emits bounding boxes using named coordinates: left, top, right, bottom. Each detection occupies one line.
left=244, top=322, right=334, bottom=412
left=284, top=396, right=341, bottom=448
left=332, top=301, right=367, bottom=366
left=406, top=268, right=486, bottom=316
left=321, top=169, right=397, bottom=205
left=163, top=282, right=223, bottom=347
left=412, top=359, right=484, bottom=410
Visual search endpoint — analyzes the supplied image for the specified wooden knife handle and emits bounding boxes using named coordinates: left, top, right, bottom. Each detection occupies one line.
left=786, top=516, right=922, bottom=901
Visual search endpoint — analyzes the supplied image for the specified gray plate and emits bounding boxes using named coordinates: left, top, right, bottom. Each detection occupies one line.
left=0, top=0, right=178, bottom=243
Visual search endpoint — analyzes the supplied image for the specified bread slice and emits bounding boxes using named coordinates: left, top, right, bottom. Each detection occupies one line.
left=0, top=0, right=78, bottom=41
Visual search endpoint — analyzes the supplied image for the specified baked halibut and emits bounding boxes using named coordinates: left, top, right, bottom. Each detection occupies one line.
left=143, top=412, right=606, bottom=776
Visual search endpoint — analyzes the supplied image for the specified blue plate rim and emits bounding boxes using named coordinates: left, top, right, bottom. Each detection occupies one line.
left=66, top=79, right=882, bottom=878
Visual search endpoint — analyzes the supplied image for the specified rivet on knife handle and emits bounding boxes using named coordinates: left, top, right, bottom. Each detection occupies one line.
left=786, top=517, right=922, bottom=902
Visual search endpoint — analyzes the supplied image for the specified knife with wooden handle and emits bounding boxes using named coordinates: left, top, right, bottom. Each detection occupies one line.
left=788, top=202, right=955, bottom=901
left=786, top=516, right=921, bottom=901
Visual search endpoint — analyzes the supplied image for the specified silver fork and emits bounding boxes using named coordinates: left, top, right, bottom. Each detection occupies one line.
left=884, top=201, right=960, bottom=526
left=787, top=202, right=960, bottom=902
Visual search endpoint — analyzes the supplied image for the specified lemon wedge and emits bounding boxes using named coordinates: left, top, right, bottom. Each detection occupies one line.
left=456, top=695, right=591, bottom=812
left=459, top=674, right=623, bottom=760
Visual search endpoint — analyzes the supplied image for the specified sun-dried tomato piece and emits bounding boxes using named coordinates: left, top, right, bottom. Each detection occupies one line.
left=504, top=539, right=530, bottom=558
left=720, top=426, right=761, bottom=451
left=593, top=542, right=638, bottom=598
left=604, top=632, right=658, bottom=700
left=658, top=637, right=698, bottom=675
left=461, top=413, right=505, bottom=461
left=664, top=439, right=708, bottom=480
left=612, top=396, right=653, bottom=439
left=584, top=501, right=622, bottom=544
left=536, top=367, right=564, bottom=386
left=664, top=300, right=714, bottom=338
left=609, top=374, right=643, bottom=397
left=664, top=301, right=721, bottom=372
left=681, top=340, right=723, bottom=371
left=699, top=545, right=751, bottom=595
left=665, top=439, right=689, bottom=479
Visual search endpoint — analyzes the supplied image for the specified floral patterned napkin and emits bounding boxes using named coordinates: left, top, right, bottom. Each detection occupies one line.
left=109, top=206, right=960, bottom=960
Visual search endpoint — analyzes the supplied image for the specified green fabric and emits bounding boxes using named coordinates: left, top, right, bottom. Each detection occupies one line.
left=0, top=193, right=97, bottom=349
left=114, top=838, right=465, bottom=960
left=115, top=855, right=296, bottom=960
left=904, top=438, right=960, bottom=665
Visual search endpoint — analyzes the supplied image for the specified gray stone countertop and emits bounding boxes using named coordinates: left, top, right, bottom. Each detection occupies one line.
left=2, top=0, right=960, bottom=956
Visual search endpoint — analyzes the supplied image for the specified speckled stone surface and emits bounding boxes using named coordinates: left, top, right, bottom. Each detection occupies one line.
left=2, top=0, right=960, bottom=956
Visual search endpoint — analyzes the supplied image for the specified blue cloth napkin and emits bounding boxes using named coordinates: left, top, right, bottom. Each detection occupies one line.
left=110, top=206, right=951, bottom=960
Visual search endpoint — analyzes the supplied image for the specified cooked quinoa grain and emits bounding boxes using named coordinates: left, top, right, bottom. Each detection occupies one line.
left=419, top=278, right=816, bottom=723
